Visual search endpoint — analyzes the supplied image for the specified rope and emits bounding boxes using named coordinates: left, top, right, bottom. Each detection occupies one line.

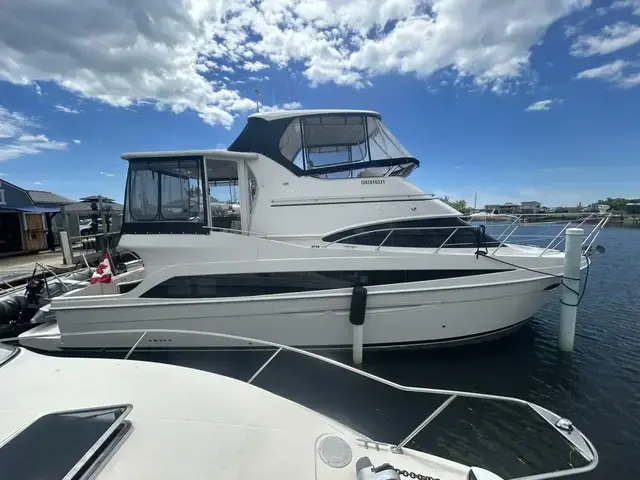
left=474, top=250, right=591, bottom=307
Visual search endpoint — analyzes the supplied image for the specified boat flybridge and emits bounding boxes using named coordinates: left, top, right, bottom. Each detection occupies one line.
left=19, top=109, right=608, bottom=351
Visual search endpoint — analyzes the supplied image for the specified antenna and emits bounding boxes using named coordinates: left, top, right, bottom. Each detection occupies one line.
left=254, top=88, right=261, bottom=113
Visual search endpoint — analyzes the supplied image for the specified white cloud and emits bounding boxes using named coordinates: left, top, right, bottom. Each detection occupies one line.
left=0, top=107, right=34, bottom=139
left=242, top=61, right=269, bottom=72
left=0, top=106, right=68, bottom=161
left=100, top=171, right=115, bottom=177
left=0, top=0, right=592, bottom=127
left=33, top=181, right=43, bottom=185
left=259, top=101, right=304, bottom=113
left=54, top=104, right=82, bottom=114
left=611, top=0, right=640, bottom=15
left=570, top=23, right=640, bottom=56
left=33, top=83, right=42, bottom=96
left=0, top=173, right=7, bottom=176
left=72, top=139, right=81, bottom=144
left=525, top=99, right=561, bottom=111
left=282, top=101, right=302, bottom=109
left=576, top=60, right=640, bottom=88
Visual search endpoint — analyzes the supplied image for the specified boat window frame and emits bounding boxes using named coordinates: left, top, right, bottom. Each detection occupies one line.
left=122, top=155, right=210, bottom=235
left=228, top=113, right=420, bottom=179
left=0, top=404, right=132, bottom=480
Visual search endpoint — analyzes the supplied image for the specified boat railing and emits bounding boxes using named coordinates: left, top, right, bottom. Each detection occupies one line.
left=203, top=226, right=269, bottom=238
left=3, top=328, right=598, bottom=480
left=323, top=213, right=611, bottom=257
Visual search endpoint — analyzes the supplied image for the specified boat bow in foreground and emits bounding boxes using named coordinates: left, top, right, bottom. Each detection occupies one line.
left=2, top=329, right=598, bottom=479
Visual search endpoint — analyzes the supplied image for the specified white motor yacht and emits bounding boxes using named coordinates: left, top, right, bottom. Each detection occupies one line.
left=0, top=330, right=598, bottom=479
left=19, top=109, right=608, bottom=351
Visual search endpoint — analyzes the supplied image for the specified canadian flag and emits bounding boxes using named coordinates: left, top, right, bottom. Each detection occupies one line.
left=90, top=252, right=114, bottom=284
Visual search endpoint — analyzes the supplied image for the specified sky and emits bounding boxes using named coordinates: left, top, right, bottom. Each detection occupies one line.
left=0, top=0, right=639, bottom=208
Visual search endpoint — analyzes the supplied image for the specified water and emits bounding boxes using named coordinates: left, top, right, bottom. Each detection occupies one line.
left=56, top=226, right=640, bottom=478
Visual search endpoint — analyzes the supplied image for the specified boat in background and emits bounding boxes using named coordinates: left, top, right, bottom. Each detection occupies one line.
left=0, top=329, right=599, bottom=480
left=19, top=109, right=610, bottom=352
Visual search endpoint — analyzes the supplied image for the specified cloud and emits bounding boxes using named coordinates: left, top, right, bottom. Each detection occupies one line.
left=525, top=99, right=561, bottom=111
left=54, top=104, right=82, bottom=114
left=242, top=61, right=269, bottom=72
left=100, top=171, right=115, bottom=177
left=33, top=181, right=43, bottom=185
left=0, top=107, right=35, bottom=139
left=72, top=139, right=81, bottom=144
left=0, top=106, right=68, bottom=161
left=282, top=101, right=302, bottom=109
left=0, top=0, right=592, bottom=127
left=611, top=0, right=640, bottom=15
left=570, top=22, right=640, bottom=56
left=576, top=60, right=640, bottom=88
left=0, top=173, right=7, bottom=176
left=33, top=83, right=42, bottom=96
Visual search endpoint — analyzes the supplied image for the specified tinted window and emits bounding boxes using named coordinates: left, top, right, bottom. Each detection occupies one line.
left=0, top=405, right=129, bottom=480
left=127, top=166, right=158, bottom=221
left=323, top=218, right=501, bottom=249
left=125, top=158, right=203, bottom=224
left=141, top=269, right=508, bottom=298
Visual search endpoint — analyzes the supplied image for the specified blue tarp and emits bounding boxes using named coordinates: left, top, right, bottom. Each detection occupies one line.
left=0, top=205, right=60, bottom=213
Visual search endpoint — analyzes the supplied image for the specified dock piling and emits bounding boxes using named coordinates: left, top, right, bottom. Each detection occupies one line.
left=559, top=228, right=584, bottom=352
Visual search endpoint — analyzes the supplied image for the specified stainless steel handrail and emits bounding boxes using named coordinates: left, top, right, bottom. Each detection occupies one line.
left=203, top=226, right=268, bottom=238
left=3, top=328, right=598, bottom=480
left=323, top=224, right=482, bottom=248
left=543, top=214, right=595, bottom=253
left=324, top=214, right=611, bottom=255
left=434, top=227, right=458, bottom=254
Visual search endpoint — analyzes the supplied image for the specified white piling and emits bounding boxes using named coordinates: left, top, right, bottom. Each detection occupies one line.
left=352, top=324, right=364, bottom=365
left=559, top=228, right=584, bottom=352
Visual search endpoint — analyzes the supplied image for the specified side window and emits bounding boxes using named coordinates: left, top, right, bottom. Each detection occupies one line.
left=367, top=117, right=411, bottom=160
left=279, top=119, right=302, bottom=163
left=323, top=218, right=501, bottom=248
left=127, top=166, right=158, bottom=221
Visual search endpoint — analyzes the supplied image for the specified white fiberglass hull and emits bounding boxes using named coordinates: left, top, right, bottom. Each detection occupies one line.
left=20, top=273, right=557, bottom=351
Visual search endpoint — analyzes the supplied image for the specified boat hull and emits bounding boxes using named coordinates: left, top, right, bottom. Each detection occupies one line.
left=19, top=274, right=557, bottom=351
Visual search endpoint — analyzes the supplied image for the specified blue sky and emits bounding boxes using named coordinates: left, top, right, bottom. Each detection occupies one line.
left=0, top=0, right=639, bottom=207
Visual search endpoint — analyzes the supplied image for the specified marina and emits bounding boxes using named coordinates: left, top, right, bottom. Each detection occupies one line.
left=12, top=223, right=633, bottom=480
left=0, top=110, right=635, bottom=480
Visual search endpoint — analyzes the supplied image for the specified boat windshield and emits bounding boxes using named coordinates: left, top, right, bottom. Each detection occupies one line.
left=230, top=113, right=418, bottom=179
left=283, top=115, right=415, bottom=178
left=123, top=156, right=206, bottom=234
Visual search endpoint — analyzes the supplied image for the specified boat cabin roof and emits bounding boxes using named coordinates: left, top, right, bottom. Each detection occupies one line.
left=248, top=109, right=380, bottom=121
left=121, top=150, right=256, bottom=161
